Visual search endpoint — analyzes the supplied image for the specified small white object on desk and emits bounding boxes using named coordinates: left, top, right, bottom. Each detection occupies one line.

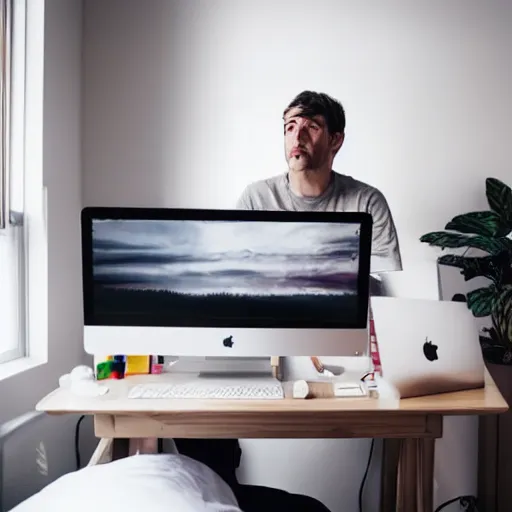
left=333, top=381, right=365, bottom=397
left=58, top=365, right=109, bottom=397
left=70, top=365, right=95, bottom=381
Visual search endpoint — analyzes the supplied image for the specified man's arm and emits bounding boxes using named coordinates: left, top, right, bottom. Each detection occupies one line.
left=366, top=188, right=402, bottom=273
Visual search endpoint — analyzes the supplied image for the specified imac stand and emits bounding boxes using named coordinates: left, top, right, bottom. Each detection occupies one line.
left=165, top=356, right=280, bottom=379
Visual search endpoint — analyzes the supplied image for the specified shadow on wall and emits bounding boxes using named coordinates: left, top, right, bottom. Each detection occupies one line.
left=0, top=412, right=97, bottom=511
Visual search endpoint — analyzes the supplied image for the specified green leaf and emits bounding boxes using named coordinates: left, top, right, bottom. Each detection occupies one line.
left=438, top=251, right=511, bottom=284
left=492, top=285, right=512, bottom=343
left=445, top=211, right=510, bottom=237
left=466, top=285, right=496, bottom=317
left=486, top=178, right=512, bottom=225
left=420, top=232, right=475, bottom=248
left=420, top=231, right=512, bottom=255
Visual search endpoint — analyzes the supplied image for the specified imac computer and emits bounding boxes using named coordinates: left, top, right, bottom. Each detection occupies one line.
left=81, top=207, right=372, bottom=358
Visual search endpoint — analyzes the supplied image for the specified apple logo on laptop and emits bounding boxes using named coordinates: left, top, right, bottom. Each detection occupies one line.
left=423, top=337, right=438, bottom=361
left=223, top=335, right=234, bottom=348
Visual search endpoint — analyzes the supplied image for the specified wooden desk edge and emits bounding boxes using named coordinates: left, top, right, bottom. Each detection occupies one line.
left=35, top=368, right=508, bottom=417
left=37, top=404, right=509, bottom=416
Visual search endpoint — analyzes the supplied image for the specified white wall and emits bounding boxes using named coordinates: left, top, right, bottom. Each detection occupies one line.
left=1, top=0, right=96, bottom=505
left=82, top=1, right=512, bottom=511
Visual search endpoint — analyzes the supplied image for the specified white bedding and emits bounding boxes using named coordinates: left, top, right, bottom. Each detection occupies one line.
left=10, top=453, right=242, bottom=512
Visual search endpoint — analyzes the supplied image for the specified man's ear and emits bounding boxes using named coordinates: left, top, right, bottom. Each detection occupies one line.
left=331, top=132, right=345, bottom=156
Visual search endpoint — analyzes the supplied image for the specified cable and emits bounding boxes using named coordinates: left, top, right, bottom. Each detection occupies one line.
left=75, top=415, right=85, bottom=470
left=434, top=497, right=461, bottom=512
left=358, top=438, right=375, bottom=512
left=434, top=495, right=478, bottom=512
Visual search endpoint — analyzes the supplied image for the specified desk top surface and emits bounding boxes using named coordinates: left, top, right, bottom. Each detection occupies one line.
left=36, top=369, right=508, bottom=417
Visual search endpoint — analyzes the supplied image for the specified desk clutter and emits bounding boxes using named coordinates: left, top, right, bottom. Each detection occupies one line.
left=57, top=352, right=381, bottom=401
left=96, top=355, right=164, bottom=380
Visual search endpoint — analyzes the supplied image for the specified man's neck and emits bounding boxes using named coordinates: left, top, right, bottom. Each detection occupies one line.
left=288, top=169, right=333, bottom=198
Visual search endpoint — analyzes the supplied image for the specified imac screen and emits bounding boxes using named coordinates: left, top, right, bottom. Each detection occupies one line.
left=87, top=217, right=366, bottom=328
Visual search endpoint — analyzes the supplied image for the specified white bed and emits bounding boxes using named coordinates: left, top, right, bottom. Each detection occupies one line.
left=1, top=412, right=242, bottom=512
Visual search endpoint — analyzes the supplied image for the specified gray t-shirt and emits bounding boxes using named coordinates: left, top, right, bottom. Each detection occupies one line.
left=236, top=171, right=402, bottom=273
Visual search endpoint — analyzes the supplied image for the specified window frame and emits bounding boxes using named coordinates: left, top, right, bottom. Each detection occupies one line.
left=0, top=0, right=7, bottom=232
left=0, top=0, right=31, bottom=368
left=0, top=0, right=48, bottom=381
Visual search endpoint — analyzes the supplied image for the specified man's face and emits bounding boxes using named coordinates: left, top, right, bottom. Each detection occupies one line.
left=283, top=107, right=343, bottom=172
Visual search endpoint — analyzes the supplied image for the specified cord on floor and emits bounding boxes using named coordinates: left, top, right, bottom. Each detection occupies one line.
left=75, top=415, right=85, bottom=470
left=435, top=495, right=479, bottom=511
left=358, top=438, right=375, bottom=512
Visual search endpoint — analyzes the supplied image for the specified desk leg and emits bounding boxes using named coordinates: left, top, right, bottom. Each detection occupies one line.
left=381, top=439, right=401, bottom=512
left=381, top=415, right=440, bottom=512
left=396, top=438, right=435, bottom=512
left=418, top=438, right=435, bottom=511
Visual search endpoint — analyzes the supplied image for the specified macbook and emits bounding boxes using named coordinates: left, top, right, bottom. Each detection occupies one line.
left=370, top=296, right=485, bottom=398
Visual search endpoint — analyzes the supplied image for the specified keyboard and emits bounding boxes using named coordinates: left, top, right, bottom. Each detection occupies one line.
left=127, top=379, right=285, bottom=400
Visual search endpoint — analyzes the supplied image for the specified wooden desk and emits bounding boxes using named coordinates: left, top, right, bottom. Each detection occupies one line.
left=36, top=370, right=508, bottom=512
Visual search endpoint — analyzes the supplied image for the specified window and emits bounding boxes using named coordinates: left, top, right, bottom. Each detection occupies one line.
left=0, top=0, right=26, bottom=365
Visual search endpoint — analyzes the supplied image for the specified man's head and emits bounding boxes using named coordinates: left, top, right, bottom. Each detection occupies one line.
left=283, top=91, right=345, bottom=174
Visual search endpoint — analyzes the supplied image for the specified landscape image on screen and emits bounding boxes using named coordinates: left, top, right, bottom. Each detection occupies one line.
left=90, top=219, right=361, bottom=327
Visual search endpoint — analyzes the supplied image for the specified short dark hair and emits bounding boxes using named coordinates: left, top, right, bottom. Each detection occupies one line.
left=283, top=91, right=346, bottom=134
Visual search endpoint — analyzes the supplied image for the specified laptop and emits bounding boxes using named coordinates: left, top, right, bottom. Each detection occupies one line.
left=370, top=296, right=485, bottom=399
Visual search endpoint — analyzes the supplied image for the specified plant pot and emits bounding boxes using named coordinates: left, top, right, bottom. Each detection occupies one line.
left=479, top=338, right=512, bottom=365
left=478, top=362, right=512, bottom=510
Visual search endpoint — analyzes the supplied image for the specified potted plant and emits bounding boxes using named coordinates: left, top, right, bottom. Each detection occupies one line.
left=419, top=177, right=512, bottom=365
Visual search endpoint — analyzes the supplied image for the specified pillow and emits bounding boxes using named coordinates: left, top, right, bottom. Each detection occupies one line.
left=10, top=453, right=242, bottom=512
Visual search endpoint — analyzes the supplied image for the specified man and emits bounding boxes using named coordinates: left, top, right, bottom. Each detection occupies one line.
left=176, top=91, right=402, bottom=512
left=237, top=90, right=402, bottom=273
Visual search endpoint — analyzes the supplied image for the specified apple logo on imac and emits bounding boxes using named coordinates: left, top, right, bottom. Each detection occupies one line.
left=423, top=337, right=438, bottom=361
left=223, top=336, right=234, bottom=348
